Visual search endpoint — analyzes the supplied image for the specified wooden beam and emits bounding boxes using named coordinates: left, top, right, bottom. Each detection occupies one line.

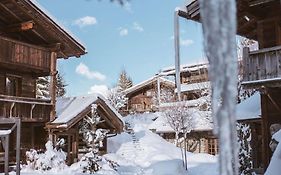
left=0, top=21, right=34, bottom=33
left=50, top=52, right=57, bottom=121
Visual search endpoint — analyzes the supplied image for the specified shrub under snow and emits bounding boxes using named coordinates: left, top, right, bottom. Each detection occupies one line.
left=25, top=140, right=67, bottom=171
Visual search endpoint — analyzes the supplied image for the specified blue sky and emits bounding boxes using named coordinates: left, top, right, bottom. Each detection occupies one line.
left=37, top=0, right=205, bottom=96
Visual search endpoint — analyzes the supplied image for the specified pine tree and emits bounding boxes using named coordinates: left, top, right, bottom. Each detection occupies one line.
left=56, top=72, right=67, bottom=97
left=36, top=72, right=67, bottom=99
left=36, top=76, right=50, bottom=99
left=117, top=69, right=133, bottom=92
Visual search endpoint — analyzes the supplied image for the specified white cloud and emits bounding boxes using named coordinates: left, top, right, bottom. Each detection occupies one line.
left=73, top=16, right=97, bottom=28
left=75, top=63, right=106, bottom=81
left=88, top=85, right=109, bottom=97
left=119, top=28, right=128, bottom=36
left=133, top=22, right=144, bottom=32
left=180, top=39, right=194, bottom=46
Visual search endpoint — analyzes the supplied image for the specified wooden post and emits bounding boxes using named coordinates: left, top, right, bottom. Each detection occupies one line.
left=242, top=47, right=250, bottom=81
left=16, top=118, right=21, bottom=175
left=157, top=77, right=161, bottom=105
left=4, top=134, right=9, bottom=175
left=50, top=52, right=57, bottom=121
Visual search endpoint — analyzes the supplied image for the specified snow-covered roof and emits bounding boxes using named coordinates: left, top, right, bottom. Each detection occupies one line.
left=176, top=81, right=210, bottom=93
left=54, top=95, right=98, bottom=124
left=123, top=76, right=175, bottom=95
left=159, top=62, right=208, bottom=76
left=149, top=109, right=213, bottom=133
left=53, top=94, right=123, bottom=126
left=236, top=92, right=261, bottom=121
left=185, top=0, right=196, bottom=5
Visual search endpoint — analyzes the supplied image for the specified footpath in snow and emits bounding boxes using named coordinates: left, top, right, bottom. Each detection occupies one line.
left=106, top=113, right=219, bottom=175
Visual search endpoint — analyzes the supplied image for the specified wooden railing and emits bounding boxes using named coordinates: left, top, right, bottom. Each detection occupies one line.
left=242, top=46, right=281, bottom=84
left=0, top=36, right=51, bottom=71
left=0, top=95, right=52, bottom=122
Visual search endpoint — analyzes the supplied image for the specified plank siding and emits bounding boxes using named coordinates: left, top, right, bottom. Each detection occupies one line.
left=0, top=36, right=51, bottom=72
left=243, top=46, right=281, bottom=83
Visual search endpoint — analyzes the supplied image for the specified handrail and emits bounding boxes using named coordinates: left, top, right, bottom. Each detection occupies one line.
left=250, top=45, right=281, bottom=55
left=0, top=95, right=52, bottom=106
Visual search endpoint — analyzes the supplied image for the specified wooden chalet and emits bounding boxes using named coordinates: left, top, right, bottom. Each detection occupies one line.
left=46, top=95, right=124, bottom=164
left=122, top=76, right=175, bottom=114
left=0, top=0, right=86, bottom=160
left=159, top=63, right=209, bottom=101
left=148, top=108, right=218, bottom=155
left=181, top=0, right=281, bottom=172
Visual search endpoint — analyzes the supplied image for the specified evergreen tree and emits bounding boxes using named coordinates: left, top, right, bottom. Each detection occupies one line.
left=36, top=76, right=50, bottom=99
left=36, top=72, right=67, bottom=99
left=117, top=69, right=133, bottom=92
left=56, top=72, right=67, bottom=97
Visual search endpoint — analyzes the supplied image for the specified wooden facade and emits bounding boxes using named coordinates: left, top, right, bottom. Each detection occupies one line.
left=182, top=0, right=281, bottom=172
left=0, top=0, right=86, bottom=166
left=123, top=77, right=175, bottom=114
left=160, top=63, right=209, bottom=101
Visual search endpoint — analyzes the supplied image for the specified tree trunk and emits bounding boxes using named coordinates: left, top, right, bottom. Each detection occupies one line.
left=199, top=0, right=238, bottom=174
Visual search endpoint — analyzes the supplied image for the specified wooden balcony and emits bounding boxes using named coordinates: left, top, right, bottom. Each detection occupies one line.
left=0, top=95, right=52, bottom=122
left=242, top=46, right=281, bottom=87
left=0, top=36, right=51, bottom=75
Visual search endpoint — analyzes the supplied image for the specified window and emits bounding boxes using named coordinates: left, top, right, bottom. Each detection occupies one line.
left=6, top=76, right=21, bottom=96
left=208, top=138, right=219, bottom=155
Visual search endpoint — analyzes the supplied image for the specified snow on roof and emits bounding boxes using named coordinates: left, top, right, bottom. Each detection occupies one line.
left=31, top=0, right=86, bottom=51
left=53, top=95, right=99, bottom=124
left=177, top=81, right=210, bottom=93
left=0, top=129, right=11, bottom=136
left=53, top=94, right=123, bottom=125
left=123, top=76, right=175, bottom=95
left=149, top=109, right=213, bottom=133
left=236, top=92, right=261, bottom=121
left=159, top=62, right=208, bottom=76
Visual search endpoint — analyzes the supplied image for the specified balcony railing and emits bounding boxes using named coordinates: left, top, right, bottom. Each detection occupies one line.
left=0, top=95, right=52, bottom=122
left=242, top=46, right=281, bottom=85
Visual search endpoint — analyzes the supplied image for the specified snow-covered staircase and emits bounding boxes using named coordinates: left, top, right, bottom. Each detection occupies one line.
left=115, top=122, right=145, bottom=174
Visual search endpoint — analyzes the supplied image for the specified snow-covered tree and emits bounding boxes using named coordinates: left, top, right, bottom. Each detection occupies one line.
left=163, top=105, right=193, bottom=170
left=117, top=69, right=133, bottom=92
left=25, top=139, right=67, bottom=171
left=199, top=0, right=238, bottom=174
left=36, top=76, right=50, bottom=99
left=36, top=72, right=67, bottom=99
left=78, top=104, right=111, bottom=173
left=56, top=72, right=67, bottom=97
left=237, top=123, right=254, bottom=175
left=107, top=87, right=128, bottom=111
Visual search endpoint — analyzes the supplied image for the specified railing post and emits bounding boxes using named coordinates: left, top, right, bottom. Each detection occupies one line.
left=16, top=118, right=21, bottom=175
left=242, top=47, right=250, bottom=81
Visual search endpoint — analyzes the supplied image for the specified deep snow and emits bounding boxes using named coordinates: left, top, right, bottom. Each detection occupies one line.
left=3, top=113, right=218, bottom=175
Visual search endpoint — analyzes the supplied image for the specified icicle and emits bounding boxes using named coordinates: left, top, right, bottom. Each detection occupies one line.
left=199, top=0, right=238, bottom=174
